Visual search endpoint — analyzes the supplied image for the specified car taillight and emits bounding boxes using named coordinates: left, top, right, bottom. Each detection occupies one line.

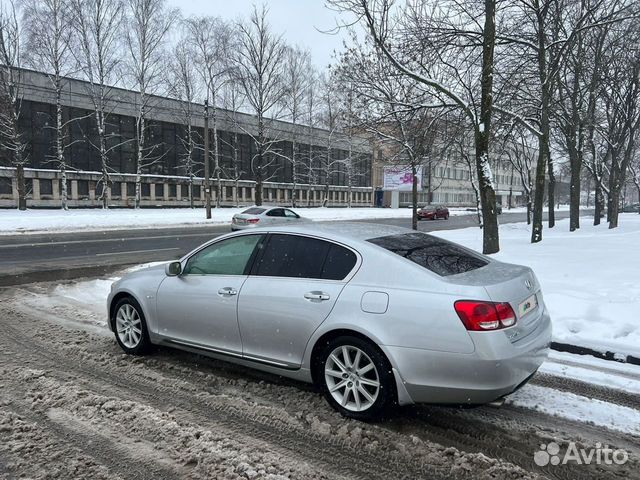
left=454, top=300, right=517, bottom=331
left=247, top=218, right=260, bottom=224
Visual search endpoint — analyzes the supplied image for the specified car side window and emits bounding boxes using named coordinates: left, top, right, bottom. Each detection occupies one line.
left=266, top=208, right=284, bottom=217
left=283, top=209, right=299, bottom=218
left=253, top=234, right=356, bottom=280
left=183, top=235, right=263, bottom=275
left=321, top=244, right=357, bottom=280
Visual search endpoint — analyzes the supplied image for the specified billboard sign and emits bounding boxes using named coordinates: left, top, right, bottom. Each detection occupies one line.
left=383, top=166, right=422, bottom=191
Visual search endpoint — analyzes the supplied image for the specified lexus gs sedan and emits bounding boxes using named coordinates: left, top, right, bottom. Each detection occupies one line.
left=108, top=223, right=551, bottom=420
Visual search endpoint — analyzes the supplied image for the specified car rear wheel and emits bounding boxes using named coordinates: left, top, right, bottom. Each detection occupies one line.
left=112, top=297, right=153, bottom=355
left=318, top=336, right=395, bottom=420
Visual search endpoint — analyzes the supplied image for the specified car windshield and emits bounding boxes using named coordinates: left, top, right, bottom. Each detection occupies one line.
left=242, top=207, right=266, bottom=215
left=367, top=232, right=488, bottom=276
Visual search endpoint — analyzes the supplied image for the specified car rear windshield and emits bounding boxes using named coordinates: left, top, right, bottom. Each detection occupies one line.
left=242, top=207, right=266, bottom=215
left=367, top=232, right=488, bottom=276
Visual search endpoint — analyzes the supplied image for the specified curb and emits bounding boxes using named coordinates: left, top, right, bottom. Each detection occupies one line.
left=0, top=264, right=137, bottom=287
left=551, top=341, right=640, bottom=367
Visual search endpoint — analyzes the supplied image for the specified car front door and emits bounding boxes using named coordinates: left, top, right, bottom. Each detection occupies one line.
left=156, top=234, right=264, bottom=354
left=282, top=209, right=300, bottom=223
left=236, top=234, right=359, bottom=368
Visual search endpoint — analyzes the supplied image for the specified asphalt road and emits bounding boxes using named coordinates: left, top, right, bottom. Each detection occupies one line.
left=0, top=209, right=579, bottom=285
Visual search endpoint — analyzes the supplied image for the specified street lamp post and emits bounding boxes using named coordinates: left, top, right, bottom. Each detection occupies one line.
left=204, top=99, right=211, bottom=219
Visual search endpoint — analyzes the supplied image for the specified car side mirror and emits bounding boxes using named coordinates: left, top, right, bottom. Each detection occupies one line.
left=166, top=261, right=182, bottom=276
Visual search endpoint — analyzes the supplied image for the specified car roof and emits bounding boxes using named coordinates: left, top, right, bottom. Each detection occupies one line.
left=246, top=221, right=413, bottom=244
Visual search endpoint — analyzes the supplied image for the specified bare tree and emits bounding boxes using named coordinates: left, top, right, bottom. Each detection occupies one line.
left=71, top=0, right=124, bottom=208
left=329, top=0, right=501, bottom=254
left=302, top=67, right=321, bottom=205
left=220, top=78, right=246, bottom=206
left=316, top=72, right=346, bottom=207
left=600, top=26, right=640, bottom=228
left=281, top=45, right=312, bottom=207
left=235, top=4, right=287, bottom=206
left=501, top=126, right=536, bottom=224
left=185, top=15, right=234, bottom=208
left=336, top=44, right=457, bottom=226
left=0, top=0, right=27, bottom=210
left=498, top=0, right=634, bottom=240
left=554, top=21, right=608, bottom=231
left=124, top=0, right=176, bottom=208
left=168, top=37, right=202, bottom=208
left=22, top=0, right=76, bottom=209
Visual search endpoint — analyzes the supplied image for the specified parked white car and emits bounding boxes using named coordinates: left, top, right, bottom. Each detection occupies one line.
left=231, top=206, right=305, bottom=231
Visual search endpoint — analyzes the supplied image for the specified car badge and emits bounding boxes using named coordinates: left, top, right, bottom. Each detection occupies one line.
left=524, top=279, right=532, bottom=290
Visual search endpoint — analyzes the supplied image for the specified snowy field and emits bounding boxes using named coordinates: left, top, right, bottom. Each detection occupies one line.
left=0, top=205, right=570, bottom=235
left=433, top=214, right=640, bottom=358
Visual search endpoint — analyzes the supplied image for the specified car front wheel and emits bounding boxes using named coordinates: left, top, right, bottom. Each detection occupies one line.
left=319, top=336, right=396, bottom=420
left=112, top=297, right=153, bottom=355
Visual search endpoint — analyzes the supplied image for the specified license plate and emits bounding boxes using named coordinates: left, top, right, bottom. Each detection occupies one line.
left=518, top=294, right=538, bottom=318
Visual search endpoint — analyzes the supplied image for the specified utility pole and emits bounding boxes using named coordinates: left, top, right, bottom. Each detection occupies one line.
left=204, top=100, right=211, bottom=219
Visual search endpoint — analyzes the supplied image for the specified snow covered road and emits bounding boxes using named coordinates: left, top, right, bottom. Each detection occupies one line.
left=1, top=277, right=638, bottom=480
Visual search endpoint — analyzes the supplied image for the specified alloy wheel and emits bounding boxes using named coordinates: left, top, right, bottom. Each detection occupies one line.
left=115, top=304, right=143, bottom=349
left=324, top=345, right=380, bottom=412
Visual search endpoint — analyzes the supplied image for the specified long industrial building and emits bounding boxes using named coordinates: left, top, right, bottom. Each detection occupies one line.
left=0, top=68, right=374, bottom=208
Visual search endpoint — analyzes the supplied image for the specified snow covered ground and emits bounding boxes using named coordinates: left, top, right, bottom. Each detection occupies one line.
left=0, top=206, right=463, bottom=235
left=32, top=259, right=640, bottom=439
left=433, top=214, right=640, bottom=358
left=0, top=205, right=572, bottom=235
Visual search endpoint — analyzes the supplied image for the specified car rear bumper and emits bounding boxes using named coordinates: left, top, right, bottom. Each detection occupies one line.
left=231, top=223, right=256, bottom=231
left=382, top=307, right=552, bottom=405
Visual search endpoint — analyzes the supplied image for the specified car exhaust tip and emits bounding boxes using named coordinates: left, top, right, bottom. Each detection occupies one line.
left=487, top=397, right=505, bottom=408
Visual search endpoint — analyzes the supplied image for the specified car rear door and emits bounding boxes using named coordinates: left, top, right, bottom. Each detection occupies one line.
left=236, top=234, right=358, bottom=368
left=264, top=208, right=285, bottom=225
left=156, top=234, right=264, bottom=354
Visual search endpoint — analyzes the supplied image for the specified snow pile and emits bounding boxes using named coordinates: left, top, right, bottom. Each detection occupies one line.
left=0, top=205, right=478, bottom=235
left=433, top=214, right=640, bottom=357
left=541, top=351, right=640, bottom=395
left=508, top=384, right=640, bottom=435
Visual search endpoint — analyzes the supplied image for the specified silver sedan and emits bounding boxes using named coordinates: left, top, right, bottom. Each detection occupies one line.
left=231, top=206, right=305, bottom=231
left=108, top=223, right=551, bottom=420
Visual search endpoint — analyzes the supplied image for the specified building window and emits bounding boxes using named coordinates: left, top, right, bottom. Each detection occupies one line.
left=78, top=180, right=89, bottom=198
left=141, top=183, right=151, bottom=198
left=155, top=184, right=164, bottom=198
left=0, top=177, right=12, bottom=195
left=39, top=179, right=53, bottom=196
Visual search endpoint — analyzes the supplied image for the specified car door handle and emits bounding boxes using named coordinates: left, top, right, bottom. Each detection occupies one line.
left=218, top=287, right=238, bottom=296
left=304, top=291, right=330, bottom=301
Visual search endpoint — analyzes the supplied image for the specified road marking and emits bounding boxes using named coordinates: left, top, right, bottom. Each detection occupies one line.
left=0, top=232, right=222, bottom=249
left=95, top=248, right=180, bottom=257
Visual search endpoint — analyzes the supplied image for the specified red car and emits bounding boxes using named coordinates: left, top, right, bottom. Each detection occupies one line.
left=417, top=205, right=450, bottom=220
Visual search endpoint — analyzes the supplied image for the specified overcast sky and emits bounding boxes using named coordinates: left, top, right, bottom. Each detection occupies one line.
left=168, top=0, right=350, bottom=69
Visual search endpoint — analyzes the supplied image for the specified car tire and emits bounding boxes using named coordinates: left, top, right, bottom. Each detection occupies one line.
left=317, top=336, right=396, bottom=421
left=445, top=214, right=449, bottom=220
left=112, top=296, right=154, bottom=355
